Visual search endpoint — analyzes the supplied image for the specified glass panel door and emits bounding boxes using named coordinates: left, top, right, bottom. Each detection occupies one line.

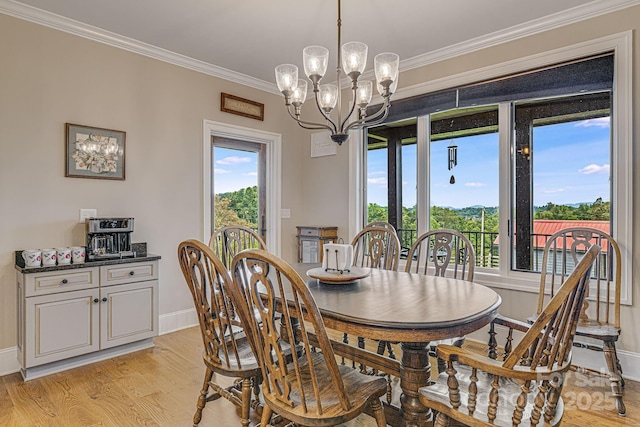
left=212, top=137, right=266, bottom=242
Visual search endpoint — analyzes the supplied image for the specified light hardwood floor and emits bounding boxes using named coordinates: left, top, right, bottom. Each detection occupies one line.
left=1, top=327, right=636, bottom=426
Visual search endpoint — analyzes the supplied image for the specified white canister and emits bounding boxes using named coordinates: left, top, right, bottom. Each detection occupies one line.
left=57, top=247, right=72, bottom=265
left=71, top=246, right=86, bottom=264
left=21, top=249, right=42, bottom=268
left=41, top=248, right=57, bottom=266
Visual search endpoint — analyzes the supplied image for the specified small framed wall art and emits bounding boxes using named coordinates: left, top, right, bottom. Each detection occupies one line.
left=220, top=92, right=264, bottom=121
left=65, top=123, right=126, bottom=180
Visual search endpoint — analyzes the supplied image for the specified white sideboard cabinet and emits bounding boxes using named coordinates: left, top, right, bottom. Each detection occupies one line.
left=16, top=256, right=160, bottom=380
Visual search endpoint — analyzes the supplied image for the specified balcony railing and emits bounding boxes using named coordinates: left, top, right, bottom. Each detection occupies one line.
left=397, top=229, right=556, bottom=271
left=398, top=228, right=499, bottom=268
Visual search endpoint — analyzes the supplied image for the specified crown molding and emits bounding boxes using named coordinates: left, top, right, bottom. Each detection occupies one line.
left=400, top=0, right=640, bottom=73
left=0, top=0, right=278, bottom=94
left=1, top=0, right=638, bottom=95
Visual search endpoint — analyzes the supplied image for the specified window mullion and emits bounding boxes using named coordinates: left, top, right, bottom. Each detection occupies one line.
left=498, top=103, right=512, bottom=277
left=417, top=116, right=430, bottom=236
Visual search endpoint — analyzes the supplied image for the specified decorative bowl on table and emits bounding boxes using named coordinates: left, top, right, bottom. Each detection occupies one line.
left=306, top=266, right=371, bottom=285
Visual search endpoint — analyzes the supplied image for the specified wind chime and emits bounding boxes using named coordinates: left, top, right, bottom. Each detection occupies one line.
left=447, top=140, right=458, bottom=184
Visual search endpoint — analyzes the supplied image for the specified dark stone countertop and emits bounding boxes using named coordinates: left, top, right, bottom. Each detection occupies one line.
left=15, top=247, right=161, bottom=274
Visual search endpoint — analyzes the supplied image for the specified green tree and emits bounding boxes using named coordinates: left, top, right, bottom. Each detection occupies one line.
left=213, top=195, right=253, bottom=229
left=218, top=185, right=259, bottom=227
left=534, top=198, right=610, bottom=221
left=367, top=203, right=388, bottom=223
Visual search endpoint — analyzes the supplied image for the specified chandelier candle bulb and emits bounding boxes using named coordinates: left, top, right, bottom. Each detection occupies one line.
left=356, top=81, right=373, bottom=109
left=275, top=64, right=298, bottom=97
left=292, top=80, right=308, bottom=107
left=303, top=46, right=329, bottom=81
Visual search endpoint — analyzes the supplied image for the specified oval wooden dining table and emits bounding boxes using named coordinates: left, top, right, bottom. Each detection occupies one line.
left=289, top=264, right=502, bottom=427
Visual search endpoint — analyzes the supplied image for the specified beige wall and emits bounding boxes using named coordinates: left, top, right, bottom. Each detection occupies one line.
left=1, top=5, right=639, bottom=359
left=298, top=5, right=640, bottom=355
left=0, top=14, right=306, bottom=350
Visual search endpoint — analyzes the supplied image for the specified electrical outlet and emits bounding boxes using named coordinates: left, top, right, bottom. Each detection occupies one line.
left=281, top=208, right=291, bottom=219
left=79, top=209, right=97, bottom=223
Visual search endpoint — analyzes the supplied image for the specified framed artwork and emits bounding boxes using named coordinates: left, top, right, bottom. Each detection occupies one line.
left=220, top=92, right=264, bottom=121
left=65, top=123, right=126, bottom=180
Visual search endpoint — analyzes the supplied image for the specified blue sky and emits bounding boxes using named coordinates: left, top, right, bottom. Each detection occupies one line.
left=367, top=117, right=611, bottom=209
left=213, top=147, right=258, bottom=194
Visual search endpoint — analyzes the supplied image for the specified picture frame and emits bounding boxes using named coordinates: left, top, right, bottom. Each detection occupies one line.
left=220, top=92, right=264, bottom=121
left=65, top=123, right=126, bottom=180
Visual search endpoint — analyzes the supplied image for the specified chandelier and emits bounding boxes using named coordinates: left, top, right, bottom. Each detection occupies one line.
left=275, top=0, right=399, bottom=145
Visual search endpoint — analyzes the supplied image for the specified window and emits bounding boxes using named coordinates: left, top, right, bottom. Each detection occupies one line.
left=212, top=139, right=266, bottom=241
left=513, top=93, right=611, bottom=272
left=354, top=34, right=632, bottom=301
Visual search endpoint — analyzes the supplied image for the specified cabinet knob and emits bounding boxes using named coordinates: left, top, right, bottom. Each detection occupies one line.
left=102, top=297, right=108, bottom=302
left=93, top=298, right=99, bottom=303
left=61, top=279, right=68, bottom=284
left=129, top=271, right=135, bottom=276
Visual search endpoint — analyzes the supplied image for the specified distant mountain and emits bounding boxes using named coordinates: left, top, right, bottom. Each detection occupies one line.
left=456, top=206, right=498, bottom=218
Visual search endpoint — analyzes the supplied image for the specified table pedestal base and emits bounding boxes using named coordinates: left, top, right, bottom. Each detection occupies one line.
left=400, top=342, right=433, bottom=427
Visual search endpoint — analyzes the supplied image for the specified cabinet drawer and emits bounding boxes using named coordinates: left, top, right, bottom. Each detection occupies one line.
left=298, top=227, right=320, bottom=236
left=100, top=261, right=158, bottom=286
left=297, top=227, right=337, bottom=238
left=23, top=268, right=99, bottom=297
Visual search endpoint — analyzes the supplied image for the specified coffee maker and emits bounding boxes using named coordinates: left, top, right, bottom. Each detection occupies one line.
left=85, top=218, right=134, bottom=260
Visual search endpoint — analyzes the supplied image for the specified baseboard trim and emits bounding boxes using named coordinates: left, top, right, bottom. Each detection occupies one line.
left=20, top=339, right=154, bottom=381
left=0, top=346, right=20, bottom=377
left=158, top=307, right=197, bottom=335
left=0, top=338, right=155, bottom=380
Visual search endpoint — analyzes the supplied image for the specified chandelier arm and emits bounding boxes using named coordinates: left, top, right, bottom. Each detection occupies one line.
left=345, top=99, right=391, bottom=133
left=312, top=92, right=339, bottom=133
left=339, top=87, right=359, bottom=132
left=349, top=106, right=391, bottom=131
left=297, top=122, right=335, bottom=131
left=364, top=97, right=391, bottom=121
left=287, top=106, right=335, bottom=132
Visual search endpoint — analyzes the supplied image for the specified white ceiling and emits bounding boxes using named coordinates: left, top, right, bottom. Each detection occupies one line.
left=2, top=0, right=638, bottom=93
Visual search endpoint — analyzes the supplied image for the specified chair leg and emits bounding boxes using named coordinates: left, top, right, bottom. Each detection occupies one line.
left=613, top=342, right=625, bottom=388
left=434, top=412, right=450, bottom=426
left=259, top=405, right=273, bottom=427
left=603, top=340, right=626, bottom=416
left=193, top=368, right=214, bottom=426
left=370, top=398, right=386, bottom=427
left=240, top=378, right=252, bottom=427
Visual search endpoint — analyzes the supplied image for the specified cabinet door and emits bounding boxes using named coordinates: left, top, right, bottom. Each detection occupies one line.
left=25, top=289, right=100, bottom=368
left=100, top=280, right=158, bottom=349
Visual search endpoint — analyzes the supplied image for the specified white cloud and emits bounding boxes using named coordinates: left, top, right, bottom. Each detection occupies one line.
left=576, top=117, right=610, bottom=128
left=246, top=171, right=258, bottom=176
left=579, top=164, right=610, bottom=175
left=368, top=171, right=386, bottom=177
left=214, top=168, right=231, bottom=174
left=464, top=182, right=486, bottom=187
left=368, top=177, right=387, bottom=186
left=543, top=188, right=565, bottom=194
left=216, top=156, right=252, bottom=165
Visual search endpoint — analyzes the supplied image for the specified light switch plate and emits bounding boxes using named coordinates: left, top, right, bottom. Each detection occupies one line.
left=79, top=209, right=97, bottom=223
left=281, top=208, right=291, bottom=219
